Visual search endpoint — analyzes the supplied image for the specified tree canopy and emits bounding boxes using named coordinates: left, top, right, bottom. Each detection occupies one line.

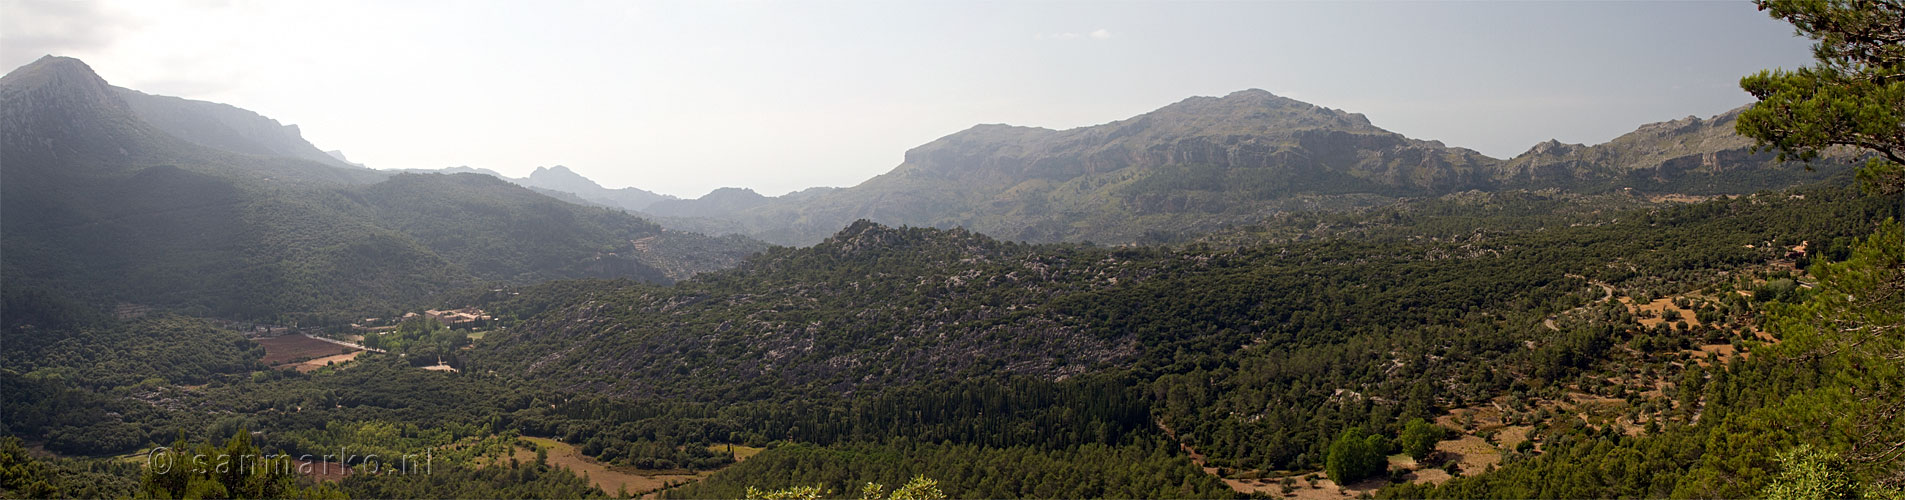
left=1737, top=0, right=1905, bottom=193
left=1325, top=427, right=1388, bottom=485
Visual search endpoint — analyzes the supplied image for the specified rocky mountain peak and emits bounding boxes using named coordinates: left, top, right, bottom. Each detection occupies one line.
left=0, top=55, right=177, bottom=167
left=532, top=165, right=586, bottom=179
left=1144, top=88, right=1378, bottom=132
left=1522, top=139, right=1584, bottom=157
left=533, top=164, right=578, bottom=176
left=1634, top=115, right=1708, bottom=136
left=0, top=55, right=107, bottom=91
left=898, top=88, right=1398, bottom=181
left=527, top=165, right=607, bottom=191
left=0, top=55, right=124, bottom=113
left=700, top=187, right=766, bottom=203
left=1225, top=88, right=1278, bottom=99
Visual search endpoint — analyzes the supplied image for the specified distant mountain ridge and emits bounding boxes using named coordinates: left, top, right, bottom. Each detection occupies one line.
left=889, top=90, right=1494, bottom=191
left=1496, top=107, right=1805, bottom=190
left=402, top=164, right=678, bottom=212
left=375, top=87, right=1853, bottom=248
left=0, top=56, right=763, bottom=322
left=324, top=149, right=365, bottom=167
left=633, top=89, right=1849, bottom=246
left=24, top=49, right=1844, bottom=254
left=1, top=56, right=203, bottom=171
left=114, top=87, right=361, bottom=169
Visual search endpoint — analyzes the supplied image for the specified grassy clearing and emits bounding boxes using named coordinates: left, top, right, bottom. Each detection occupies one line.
left=497, top=437, right=761, bottom=497
left=286, top=351, right=362, bottom=373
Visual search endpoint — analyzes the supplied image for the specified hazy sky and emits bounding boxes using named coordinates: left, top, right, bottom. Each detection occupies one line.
left=2, top=0, right=1813, bottom=198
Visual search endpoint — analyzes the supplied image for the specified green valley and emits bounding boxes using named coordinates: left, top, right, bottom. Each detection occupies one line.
left=2, top=1, right=1901, bottom=498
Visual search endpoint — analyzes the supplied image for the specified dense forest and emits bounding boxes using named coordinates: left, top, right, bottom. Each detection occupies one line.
left=6, top=172, right=1896, bottom=498
left=4, top=1, right=1902, bottom=497
left=1383, top=220, right=1905, bottom=498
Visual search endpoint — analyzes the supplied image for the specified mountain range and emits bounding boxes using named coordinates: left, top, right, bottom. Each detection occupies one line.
left=0, top=56, right=762, bottom=323
left=113, top=86, right=363, bottom=170
left=0, top=54, right=1857, bottom=319
left=412, top=164, right=680, bottom=212
left=3, top=46, right=1900, bottom=500
left=480, top=90, right=1854, bottom=246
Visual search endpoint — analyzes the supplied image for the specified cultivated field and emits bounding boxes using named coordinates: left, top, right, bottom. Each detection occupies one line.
left=258, top=335, right=361, bottom=368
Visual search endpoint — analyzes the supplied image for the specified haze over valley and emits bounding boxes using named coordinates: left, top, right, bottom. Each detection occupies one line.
left=1, top=1, right=1901, bottom=499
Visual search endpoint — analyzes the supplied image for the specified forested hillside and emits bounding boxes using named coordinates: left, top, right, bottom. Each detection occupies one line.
left=1383, top=221, right=1904, bottom=498
left=469, top=179, right=1895, bottom=453
left=3, top=172, right=1894, bottom=498
left=0, top=56, right=762, bottom=323
left=3, top=2, right=1900, bottom=495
